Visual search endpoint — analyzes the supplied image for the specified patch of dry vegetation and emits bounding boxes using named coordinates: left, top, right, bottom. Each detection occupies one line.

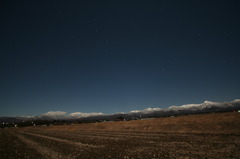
left=1, top=112, right=240, bottom=159
left=30, top=112, right=240, bottom=134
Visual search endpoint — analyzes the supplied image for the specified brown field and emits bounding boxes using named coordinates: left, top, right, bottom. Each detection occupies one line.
left=1, top=112, right=240, bottom=159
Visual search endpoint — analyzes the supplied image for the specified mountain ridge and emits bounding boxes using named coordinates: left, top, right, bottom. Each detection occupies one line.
left=1, top=99, right=240, bottom=124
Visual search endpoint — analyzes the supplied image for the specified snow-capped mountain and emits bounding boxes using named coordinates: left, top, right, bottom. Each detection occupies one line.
left=1, top=99, right=240, bottom=124
left=70, top=112, right=104, bottom=118
left=168, top=101, right=222, bottom=111
left=129, top=108, right=162, bottom=114
left=32, top=111, right=69, bottom=120
left=125, top=99, right=240, bottom=119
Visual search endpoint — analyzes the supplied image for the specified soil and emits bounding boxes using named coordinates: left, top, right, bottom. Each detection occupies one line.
left=1, top=112, right=240, bottom=159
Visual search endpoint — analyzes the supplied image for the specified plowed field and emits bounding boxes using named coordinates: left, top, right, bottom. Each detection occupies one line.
left=1, top=112, right=240, bottom=159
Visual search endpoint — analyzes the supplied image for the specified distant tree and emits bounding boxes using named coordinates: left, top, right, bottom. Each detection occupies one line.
left=114, top=116, right=125, bottom=122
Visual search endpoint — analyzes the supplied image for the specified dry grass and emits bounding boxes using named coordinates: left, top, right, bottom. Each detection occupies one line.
left=1, top=112, right=240, bottom=159
left=30, top=112, right=240, bottom=134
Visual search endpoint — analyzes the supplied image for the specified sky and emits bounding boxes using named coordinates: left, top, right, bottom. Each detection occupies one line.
left=1, top=0, right=240, bottom=117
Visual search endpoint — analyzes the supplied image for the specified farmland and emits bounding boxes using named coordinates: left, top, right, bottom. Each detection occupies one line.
left=1, top=112, right=240, bottom=159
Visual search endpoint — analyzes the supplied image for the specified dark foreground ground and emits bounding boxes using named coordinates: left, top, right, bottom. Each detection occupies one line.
left=1, top=112, right=240, bottom=159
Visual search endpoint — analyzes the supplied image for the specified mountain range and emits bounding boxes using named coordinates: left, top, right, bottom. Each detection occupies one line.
left=1, top=99, right=240, bottom=124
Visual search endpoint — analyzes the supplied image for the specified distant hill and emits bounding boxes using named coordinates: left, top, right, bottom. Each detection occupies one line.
left=1, top=99, right=240, bottom=126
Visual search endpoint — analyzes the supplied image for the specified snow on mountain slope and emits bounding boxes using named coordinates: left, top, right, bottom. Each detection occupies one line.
left=168, top=101, right=223, bottom=111
left=1, top=99, right=239, bottom=123
left=42, top=111, right=67, bottom=116
left=70, top=112, right=104, bottom=118
left=129, top=108, right=162, bottom=114
left=129, top=99, right=240, bottom=115
left=233, top=99, right=240, bottom=102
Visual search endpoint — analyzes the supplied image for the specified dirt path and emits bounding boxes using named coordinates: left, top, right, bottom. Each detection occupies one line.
left=19, top=131, right=103, bottom=148
left=16, top=132, right=70, bottom=159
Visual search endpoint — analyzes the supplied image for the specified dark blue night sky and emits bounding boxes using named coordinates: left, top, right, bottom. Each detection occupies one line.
left=1, top=0, right=240, bottom=116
